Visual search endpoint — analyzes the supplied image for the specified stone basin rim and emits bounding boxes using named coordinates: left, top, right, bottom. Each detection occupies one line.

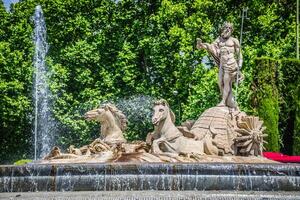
left=1, top=162, right=300, bottom=167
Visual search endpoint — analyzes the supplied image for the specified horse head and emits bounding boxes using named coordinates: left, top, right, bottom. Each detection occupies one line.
left=84, top=106, right=111, bottom=122
left=152, top=99, right=175, bottom=126
left=84, top=103, right=127, bottom=131
left=85, top=104, right=127, bottom=144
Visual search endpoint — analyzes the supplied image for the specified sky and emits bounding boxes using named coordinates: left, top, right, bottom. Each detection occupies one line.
left=3, top=0, right=19, bottom=11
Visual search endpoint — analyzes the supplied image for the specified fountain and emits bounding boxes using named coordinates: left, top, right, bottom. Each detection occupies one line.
left=32, top=5, right=56, bottom=160
left=1, top=97, right=299, bottom=196
left=0, top=14, right=300, bottom=199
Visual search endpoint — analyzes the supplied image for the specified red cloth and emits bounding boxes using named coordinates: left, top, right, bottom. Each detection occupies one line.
left=263, top=152, right=300, bottom=163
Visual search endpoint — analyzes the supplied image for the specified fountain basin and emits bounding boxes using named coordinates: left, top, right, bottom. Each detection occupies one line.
left=1, top=191, right=300, bottom=200
left=0, top=163, right=299, bottom=192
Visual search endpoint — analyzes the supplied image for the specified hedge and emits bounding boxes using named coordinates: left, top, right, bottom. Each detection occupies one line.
left=252, top=58, right=300, bottom=154
left=252, top=57, right=280, bottom=152
left=280, top=59, right=300, bottom=155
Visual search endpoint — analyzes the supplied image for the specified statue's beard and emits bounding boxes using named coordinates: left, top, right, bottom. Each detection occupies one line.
left=221, top=30, right=231, bottom=39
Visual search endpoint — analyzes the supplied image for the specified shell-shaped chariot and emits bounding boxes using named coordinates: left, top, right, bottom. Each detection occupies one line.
left=182, top=106, right=267, bottom=156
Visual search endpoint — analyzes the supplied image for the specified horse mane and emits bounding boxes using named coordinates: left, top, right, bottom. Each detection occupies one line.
left=101, top=103, right=127, bottom=131
left=154, top=99, right=175, bottom=123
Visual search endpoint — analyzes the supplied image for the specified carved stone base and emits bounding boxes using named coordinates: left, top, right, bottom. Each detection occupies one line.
left=38, top=154, right=276, bottom=164
left=188, top=106, right=266, bottom=156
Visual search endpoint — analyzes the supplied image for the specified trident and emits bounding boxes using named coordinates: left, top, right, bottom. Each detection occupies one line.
left=236, top=7, right=248, bottom=100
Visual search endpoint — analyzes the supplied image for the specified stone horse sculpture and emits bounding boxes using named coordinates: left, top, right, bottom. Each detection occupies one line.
left=84, top=103, right=127, bottom=145
left=147, top=100, right=266, bottom=157
left=44, top=104, right=161, bottom=162
left=43, top=101, right=270, bottom=163
left=147, top=99, right=205, bottom=155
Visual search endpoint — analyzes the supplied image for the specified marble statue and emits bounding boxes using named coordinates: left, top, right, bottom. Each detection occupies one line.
left=146, top=99, right=205, bottom=155
left=84, top=104, right=127, bottom=145
left=186, top=106, right=267, bottom=156
left=196, top=22, right=243, bottom=108
left=145, top=99, right=266, bottom=157
left=42, top=101, right=270, bottom=163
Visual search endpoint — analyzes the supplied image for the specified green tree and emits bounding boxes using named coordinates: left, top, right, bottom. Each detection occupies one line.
left=0, top=0, right=34, bottom=163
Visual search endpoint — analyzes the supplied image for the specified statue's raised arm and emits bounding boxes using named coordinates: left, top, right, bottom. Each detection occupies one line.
left=196, top=38, right=220, bottom=67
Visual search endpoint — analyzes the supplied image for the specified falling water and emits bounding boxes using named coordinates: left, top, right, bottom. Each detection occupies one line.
left=115, top=95, right=155, bottom=125
left=114, top=95, right=156, bottom=139
left=33, top=5, right=55, bottom=159
left=1, top=163, right=300, bottom=193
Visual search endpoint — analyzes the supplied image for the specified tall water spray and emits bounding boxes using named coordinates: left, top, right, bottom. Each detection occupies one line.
left=33, top=5, right=55, bottom=159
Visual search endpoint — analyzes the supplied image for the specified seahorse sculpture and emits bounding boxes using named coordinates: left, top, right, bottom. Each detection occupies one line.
left=84, top=103, right=127, bottom=145
left=146, top=99, right=206, bottom=155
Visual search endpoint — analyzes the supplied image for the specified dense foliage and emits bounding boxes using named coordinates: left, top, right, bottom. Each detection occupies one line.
left=0, top=0, right=297, bottom=163
left=252, top=58, right=280, bottom=152
left=279, top=59, right=300, bottom=155
left=294, top=85, right=300, bottom=155
left=251, top=58, right=300, bottom=154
